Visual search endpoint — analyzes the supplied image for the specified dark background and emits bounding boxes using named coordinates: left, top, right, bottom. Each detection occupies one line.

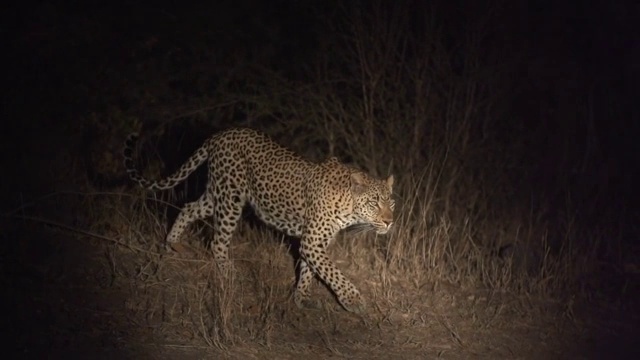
left=3, top=0, right=638, bottom=215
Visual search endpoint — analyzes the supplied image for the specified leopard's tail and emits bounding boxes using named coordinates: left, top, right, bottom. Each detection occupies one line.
left=123, top=133, right=209, bottom=191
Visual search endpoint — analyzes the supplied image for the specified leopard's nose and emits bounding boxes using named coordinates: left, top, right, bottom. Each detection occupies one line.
left=376, top=219, right=393, bottom=235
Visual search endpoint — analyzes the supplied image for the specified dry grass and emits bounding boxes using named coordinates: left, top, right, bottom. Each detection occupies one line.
left=4, top=179, right=590, bottom=358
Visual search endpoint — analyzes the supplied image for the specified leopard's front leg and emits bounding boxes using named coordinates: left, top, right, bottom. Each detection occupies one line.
left=295, top=236, right=365, bottom=313
left=293, top=259, right=321, bottom=309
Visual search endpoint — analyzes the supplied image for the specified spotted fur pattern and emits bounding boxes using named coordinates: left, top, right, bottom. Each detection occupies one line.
left=123, top=128, right=395, bottom=313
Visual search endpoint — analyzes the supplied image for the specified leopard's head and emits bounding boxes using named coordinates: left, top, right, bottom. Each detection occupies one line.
left=350, top=172, right=395, bottom=234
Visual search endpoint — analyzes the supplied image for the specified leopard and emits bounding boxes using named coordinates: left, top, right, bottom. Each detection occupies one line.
left=123, top=127, right=395, bottom=313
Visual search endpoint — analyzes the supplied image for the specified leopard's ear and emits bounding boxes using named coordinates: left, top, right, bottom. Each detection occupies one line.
left=386, top=175, right=394, bottom=191
left=350, top=172, right=368, bottom=195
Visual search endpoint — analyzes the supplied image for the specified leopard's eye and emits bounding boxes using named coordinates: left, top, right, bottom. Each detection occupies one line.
left=389, top=200, right=396, bottom=210
left=367, top=200, right=378, bottom=208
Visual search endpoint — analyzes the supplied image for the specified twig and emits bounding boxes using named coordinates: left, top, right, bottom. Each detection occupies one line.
left=11, top=214, right=155, bottom=252
left=7, top=214, right=208, bottom=263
